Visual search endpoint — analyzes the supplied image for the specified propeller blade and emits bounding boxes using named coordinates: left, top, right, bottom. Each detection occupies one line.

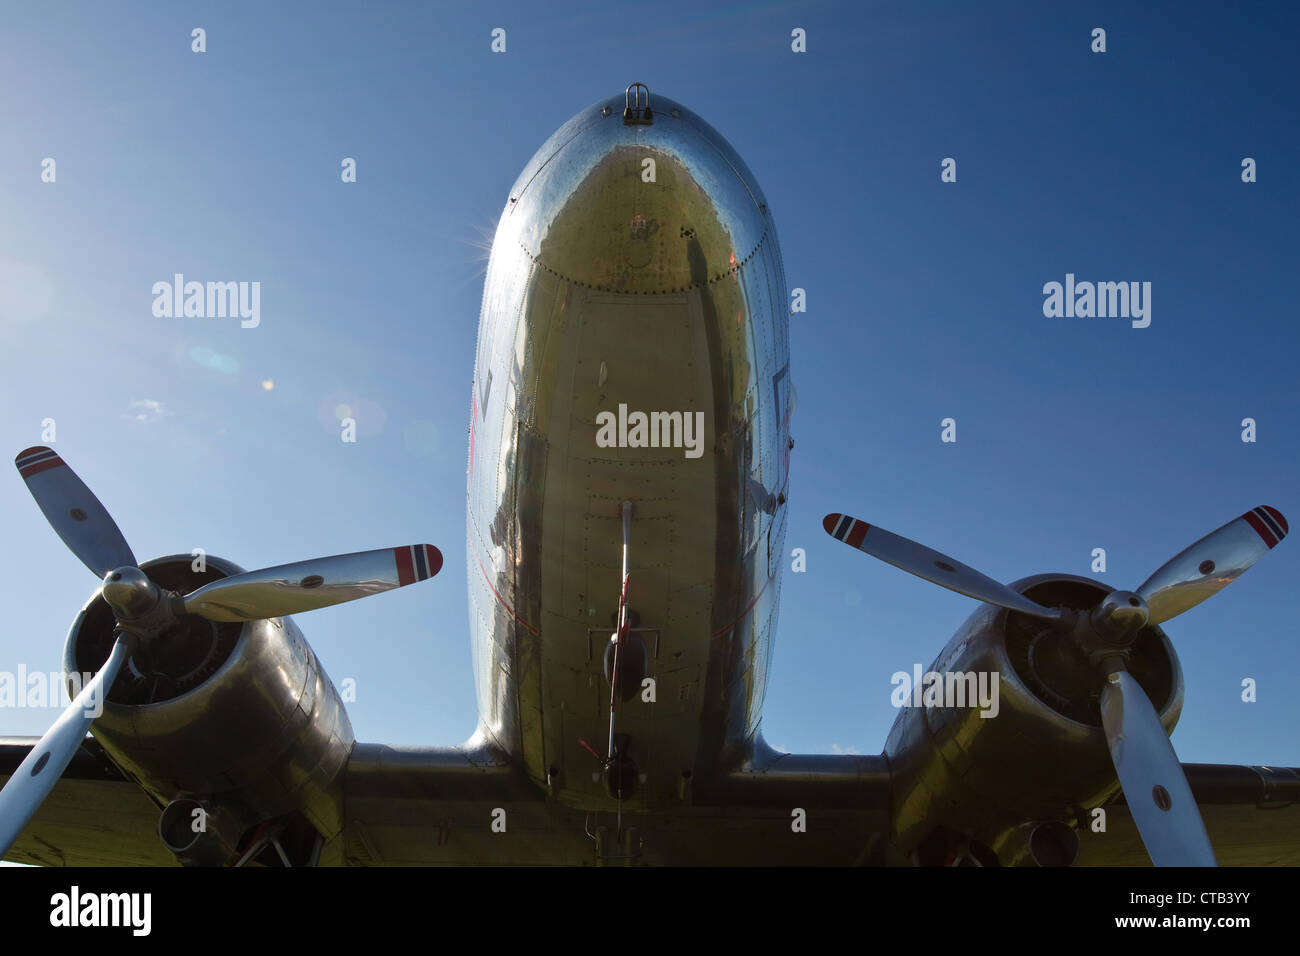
left=181, top=544, right=443, bottom=622
left=822, top=513, right=1061, bottom=622
left=1098, top=668, right=1216, bottom=865
left=1137, top=506, right=1288, bottom=625
left=14, top=447, right=136, bottom=577
left=0, top=633, right=132, bottom=856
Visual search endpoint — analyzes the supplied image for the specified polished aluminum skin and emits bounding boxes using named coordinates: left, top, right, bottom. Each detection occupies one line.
left=63, top=554, right=355, bottom=859
left=1137, top=508, right=1287, bottom=624
left=1100, top=669, right=1215, bottom=865
left=882, top=573, right=1184, bottom=862
left=2, top=88, right=1294, bottom=868
left=467, top=88, right=792, bottom=809
left=822, top=501, right=1286, bottom=864
left=183, top=545, right=442, bottom=622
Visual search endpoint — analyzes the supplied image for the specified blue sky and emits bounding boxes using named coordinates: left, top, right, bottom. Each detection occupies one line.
left=0, top=1, right=1296, bottom=768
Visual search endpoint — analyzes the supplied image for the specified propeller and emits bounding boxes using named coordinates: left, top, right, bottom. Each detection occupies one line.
left=821, top=513, right=1063, bottom=622
left=0, top=446, right=442, bottom=857
left=181, top=545, right=442, bottom=622
left=15, top=447, right=136, bottom=576
left=0, top=633, right=133, bottom=854
left=823, top=506, right=1289, bottom=866
left=1136, top=506, right=1287, bottom=625
left=1099, top=669, right=1215, bottom=865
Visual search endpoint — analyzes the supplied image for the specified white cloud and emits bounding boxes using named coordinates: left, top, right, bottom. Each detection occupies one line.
left=830, top=743, right=861, bottom=755
left=123, top=399, right=172, bottom=423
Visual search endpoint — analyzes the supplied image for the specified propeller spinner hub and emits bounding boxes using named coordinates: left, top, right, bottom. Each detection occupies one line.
left=101, top=566, right=159, bottom=617
left=1090, top=589, right=1150, bottom=637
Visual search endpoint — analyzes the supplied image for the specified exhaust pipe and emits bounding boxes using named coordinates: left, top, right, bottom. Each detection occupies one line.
left=992, top=820, right=1080, bottom=867
left=158, top=798, right=240, bottom=867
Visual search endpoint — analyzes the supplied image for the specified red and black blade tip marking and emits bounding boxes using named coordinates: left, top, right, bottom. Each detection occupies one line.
left=15, top=446, right=65, bottom=479
left=823, top=512, right=870, bottom=548
left=394, top=544, right=443, bottom=586
left=1242, top=506, right=1288, bottom=549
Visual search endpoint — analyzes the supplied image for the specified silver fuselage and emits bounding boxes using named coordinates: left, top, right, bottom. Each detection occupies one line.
left=466, top=92, right=791, bottom=811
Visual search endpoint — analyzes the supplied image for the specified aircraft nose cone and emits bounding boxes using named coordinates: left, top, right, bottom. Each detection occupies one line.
left=498, top=91, right=771, bottom=295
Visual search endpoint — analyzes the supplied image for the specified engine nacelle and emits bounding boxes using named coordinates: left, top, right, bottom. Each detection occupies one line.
left=63, top=554, right=354, bottom=863
left=884, top=573, right=1182, bottom=864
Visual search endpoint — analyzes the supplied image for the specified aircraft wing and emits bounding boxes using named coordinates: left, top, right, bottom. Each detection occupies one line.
left=1075, top=764, right=1300, bottom=866
left=0, top=736, right=568, bottom=866
left=0, top=737, right=893, bottom=866
left=0, top=736, right=175, bottom=866
left=6, top=735, right=1297, bottom=865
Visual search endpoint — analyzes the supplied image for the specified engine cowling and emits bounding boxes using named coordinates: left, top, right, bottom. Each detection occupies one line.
left=62, top=554, right=354, bottom=864
left=884, top=573, right=1182, bottom=865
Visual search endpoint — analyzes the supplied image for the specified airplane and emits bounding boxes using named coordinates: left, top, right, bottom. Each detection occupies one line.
left=2, top=83, right=1297, bottom=867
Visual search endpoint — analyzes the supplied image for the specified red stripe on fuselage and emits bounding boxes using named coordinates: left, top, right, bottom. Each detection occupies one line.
left=476, top=554, right=540, bottom=635
left=711, top=576, right=771, bottom=639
